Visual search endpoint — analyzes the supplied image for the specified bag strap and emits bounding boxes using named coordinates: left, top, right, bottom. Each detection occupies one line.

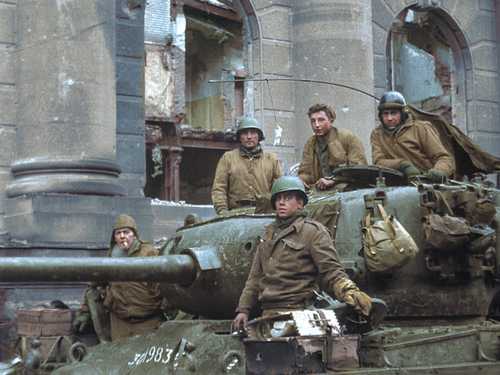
left=434, top=190, right=454, bottom=216
left=377, top=204, right=396, bottom=240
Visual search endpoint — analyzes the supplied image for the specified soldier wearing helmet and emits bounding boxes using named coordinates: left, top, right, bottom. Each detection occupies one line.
left=211, top=117, right=282, bottom=214
left=298, top=103, right=367, bottom=190
left=233, top=176, right=372, bottom=330
left=371, top=91, right=454, bottom=182
left=74, top=215, right=163, bottom=341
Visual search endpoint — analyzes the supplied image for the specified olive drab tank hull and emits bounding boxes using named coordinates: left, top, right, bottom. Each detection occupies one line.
left=2, top=168, right=500, bottom=374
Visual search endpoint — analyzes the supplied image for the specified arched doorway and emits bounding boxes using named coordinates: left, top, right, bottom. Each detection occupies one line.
left=386, top=6, right=470, bottom=132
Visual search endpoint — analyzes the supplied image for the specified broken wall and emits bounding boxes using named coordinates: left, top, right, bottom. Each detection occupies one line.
left=372, top=1, right=500, bottom=156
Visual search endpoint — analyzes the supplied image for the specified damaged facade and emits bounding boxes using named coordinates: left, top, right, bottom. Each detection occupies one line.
left=0, top=0, right=499, bottom=360
left=143, top=0, right=500, bottom=204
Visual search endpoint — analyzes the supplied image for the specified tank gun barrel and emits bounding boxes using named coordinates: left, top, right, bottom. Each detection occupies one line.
left=0, top=255, right=196, bottom=284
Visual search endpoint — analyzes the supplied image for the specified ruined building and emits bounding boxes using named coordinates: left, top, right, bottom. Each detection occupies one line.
left=0, top=0, right=499, bottom=358
left=143, top=0, right=500, bottom=204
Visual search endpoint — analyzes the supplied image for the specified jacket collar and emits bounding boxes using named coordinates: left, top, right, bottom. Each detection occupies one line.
left=127, top=238, right=141, bottom=256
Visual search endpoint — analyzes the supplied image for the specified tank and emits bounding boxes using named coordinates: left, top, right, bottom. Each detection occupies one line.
left=1, top=167, right=500, bottom=374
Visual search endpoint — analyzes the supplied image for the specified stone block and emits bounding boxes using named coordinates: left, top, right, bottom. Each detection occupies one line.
left=117, top=134, right=146, bottom=175
left=473, top=72, right=499, bottom=102
left=381, top=0, right=407, bottom=14
left=0, top=3, right=15, bottom=44
left=116, top=58, right=144, bottom=97
left=460, top=12, right=496, bottom=44
left=116, top=20, right=144, bottom=58
left=115, top=0, right=145, bottom=24
left=257, top=110, right=296, bottom=148
left=373, top=55, right=388, bottom=89
left=0, top=126, right=15, bottom=167
left=371, top=0, right=395, bottom=30
left=117, top=96, right=145, bottom=135
left=253, top=76, right=294, bottom=112
left=0, top=86, right=15, bottom=125
left=471, top=42, right=498, bottom=72
left=0, top=45, right=15, bottom=85
left=118, top=172, right=146, bottom=198
left=258, top=8, right=291, bottom=41
left=253, top=0, right=291, bottom=10
left=4, top=195, right=153, bottom=247
left=258, top=41, right=292, bottom=76
left=479, top=0, right=495, bottom=11
left=474, top=101, right=500, bottom=133
left=372, top=23, right=389, bottom=56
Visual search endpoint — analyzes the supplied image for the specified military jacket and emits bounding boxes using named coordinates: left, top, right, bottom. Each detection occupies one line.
left=371, top=117, right=455, bottom=176
left=211, top=148, right=282, bottom=214
left=237, top=216, right=349, bottom=313
left=104, top=240, right=162, bottom=320
left=298, top=128, right=367, bottom=186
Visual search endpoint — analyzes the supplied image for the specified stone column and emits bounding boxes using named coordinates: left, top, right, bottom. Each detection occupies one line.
left=292, top=0, right=376, bottom=160
left=7, top=0, right=123, bottom=197
left=161, top=146, right=183, bottom=201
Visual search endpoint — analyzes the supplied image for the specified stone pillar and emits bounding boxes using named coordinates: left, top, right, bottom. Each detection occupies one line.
left=7, top=0, right=123, bottom=197
left=292, top=0, right=376, bottom=160
left=161, top=146, right=183, bottom=201
left=1, top=1, right=157, bottom=248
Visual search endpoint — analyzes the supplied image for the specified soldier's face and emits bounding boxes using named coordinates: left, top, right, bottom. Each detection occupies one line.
left=309, top=111, right=332, bottom=136
left=275, top=192, right=304, bottom=219
left=114, top=228, right=136, bottom=250
left=381, top=110, right=402, bottom=128
left=239, top=129, right=260, bottom=149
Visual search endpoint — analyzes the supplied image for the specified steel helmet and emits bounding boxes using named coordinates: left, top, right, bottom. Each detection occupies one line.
left=236, top=117, right=265, bottom=141
left=270, top=176, right=308, bottom=208
left=378, top=91, right=407, bottom=111
left=378, top=91, right=408, bottom=122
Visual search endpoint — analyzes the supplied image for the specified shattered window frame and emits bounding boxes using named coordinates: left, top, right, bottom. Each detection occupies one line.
left=388, top=7, right=464, bottom=124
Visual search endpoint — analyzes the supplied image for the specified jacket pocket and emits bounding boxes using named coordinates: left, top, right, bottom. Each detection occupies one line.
left=282, top=239, right=305, bottom=251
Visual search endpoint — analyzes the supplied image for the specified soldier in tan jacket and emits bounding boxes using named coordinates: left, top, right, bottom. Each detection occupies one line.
left=211, top=117, right=282, bottom=215
left=232, top=176, right=372, bottom=330
left=371, top=91, right=455, bottom=182
left=298, top=104, right=367, bottom=190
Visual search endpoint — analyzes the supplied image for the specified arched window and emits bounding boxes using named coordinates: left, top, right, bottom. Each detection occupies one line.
left=387, top=6, right=469, bottom=130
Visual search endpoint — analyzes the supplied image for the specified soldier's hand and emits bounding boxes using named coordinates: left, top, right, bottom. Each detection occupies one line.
left=232, top=312, right=249, bottom=332
left=425, top=169, right=447, bottom=183
left=316, top=178, right=335, bottom=190
left=343, top=290, right=372, bottom=317
left=399, top=161, right=421, bottom=179
left=72, top=306, right=92, bottom=334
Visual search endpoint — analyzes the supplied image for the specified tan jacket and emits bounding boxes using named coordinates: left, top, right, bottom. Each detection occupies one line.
left=237, top=216, right=349, bottom=313
left=298, top=128, right=367, bottom=186
left=371, top=117, right=455, bottom=176
left=104, top=240, right=162, bottom=320
left=211, top=148, right=282, bottom=214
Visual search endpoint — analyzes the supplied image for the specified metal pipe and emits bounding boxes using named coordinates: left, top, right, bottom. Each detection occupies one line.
left=0, top=255, right=197, bottom=284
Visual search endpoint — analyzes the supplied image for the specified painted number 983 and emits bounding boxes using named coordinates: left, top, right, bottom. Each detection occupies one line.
left=128, top=345, right=173, bottom=367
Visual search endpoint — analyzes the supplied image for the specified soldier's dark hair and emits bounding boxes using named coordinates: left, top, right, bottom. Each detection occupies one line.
left=307, top=104, right=336, bottom=122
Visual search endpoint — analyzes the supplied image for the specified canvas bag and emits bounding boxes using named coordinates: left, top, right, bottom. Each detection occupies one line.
left=422, top=190, right=471, bottom=250
left=362, top=204, right=419, bottom=273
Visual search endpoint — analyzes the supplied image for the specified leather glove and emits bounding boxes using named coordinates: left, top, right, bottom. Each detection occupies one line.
left=72, top=308, right=92, bottom=334
left=342, top=289, right=372, bottom=317
left=333, top=277, right=372, bottom=317
left=399, top=161, right=421, bottom=179
left=425, top=169, right=447, bottom=183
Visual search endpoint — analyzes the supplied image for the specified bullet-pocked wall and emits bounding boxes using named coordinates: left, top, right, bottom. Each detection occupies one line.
left=372, top=0, right=500, bottom=156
